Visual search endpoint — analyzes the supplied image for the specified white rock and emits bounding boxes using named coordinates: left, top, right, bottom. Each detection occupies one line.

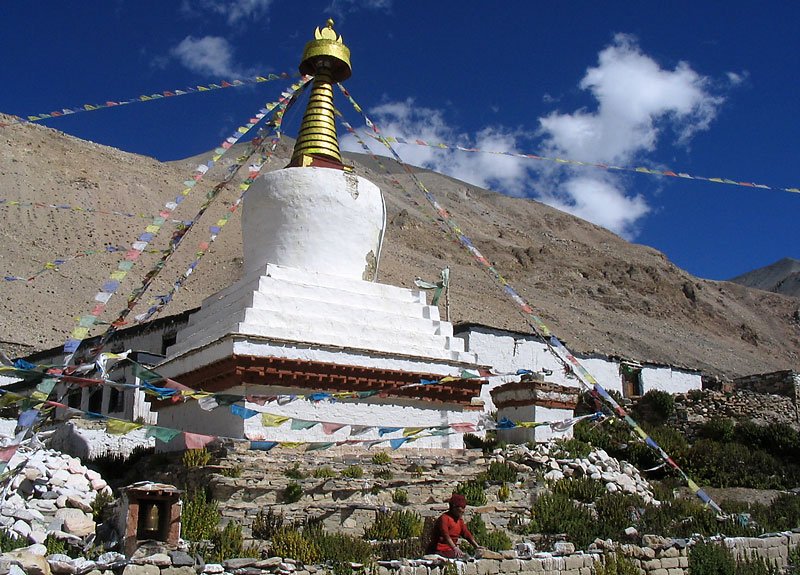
left=544, top=470, right=564, bottom=482
left=10, top=509, right=36, bottom=522
left=606, top=483, right=618, bottom=493
left=47, top=554, right=76, bottom=575
left=140, top=553, right=171, bottom=567
left=63, top=476, right=89, bottom=491
left=54, top=509, right=94, bottom=538
left=12, top=519, right=32, bottom=538
left=65, top=497, right=92, bottom=513
left=203, top=564, right=225, bottom=574
left=71, top=558, right=96, bottom=573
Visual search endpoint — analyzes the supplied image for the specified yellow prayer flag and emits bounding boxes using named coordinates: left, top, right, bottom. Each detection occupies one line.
left=106, top=420, right=143, bottom=435
left=279, top=442, right=304, bottom=449
left=261, top=413, right=290, bottom=427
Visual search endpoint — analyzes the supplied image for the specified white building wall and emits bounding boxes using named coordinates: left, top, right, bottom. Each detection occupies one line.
left=241, top=397, right=482, bottom=449
left=640, top=366, right=701, bottom=395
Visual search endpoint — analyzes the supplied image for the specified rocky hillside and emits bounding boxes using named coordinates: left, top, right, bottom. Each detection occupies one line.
left=1, top=112, right=798, bottom=377
left=729, top=257, right=800, bottom=298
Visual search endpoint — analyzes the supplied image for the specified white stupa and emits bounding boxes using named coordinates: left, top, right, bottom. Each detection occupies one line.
left=153, top=20, right=484, bottom=449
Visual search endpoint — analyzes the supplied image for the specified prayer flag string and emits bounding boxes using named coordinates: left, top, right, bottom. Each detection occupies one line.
left=367, top=133, right=800, bottom=196
left=0, top=73, right=295, bottom=128
left=2, top=246, right=164, bottom=284
left=339, top=84, right=724, bottom=515
left=0, top=386, right=599, bottom=455
left=0, top=199, right=177, bottom=221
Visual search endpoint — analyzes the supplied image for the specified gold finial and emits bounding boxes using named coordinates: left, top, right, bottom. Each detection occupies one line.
left=289, top=20, right=352, bottom=168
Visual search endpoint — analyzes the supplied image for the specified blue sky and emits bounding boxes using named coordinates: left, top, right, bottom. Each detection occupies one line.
left=1, top=1, right=798, bottom=281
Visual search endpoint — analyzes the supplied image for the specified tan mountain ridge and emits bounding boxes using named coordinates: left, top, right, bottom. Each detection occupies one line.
left=1, top=112, right=798, bottom=378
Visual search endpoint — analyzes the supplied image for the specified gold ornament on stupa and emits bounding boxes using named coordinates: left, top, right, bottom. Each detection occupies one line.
left=289, top=19, right=352, bottom=168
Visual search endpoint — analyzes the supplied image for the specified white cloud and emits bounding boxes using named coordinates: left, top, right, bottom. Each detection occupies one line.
left=341, top=99, right=530, bottom=195
left=726, top=71, right=748, bottom=86
left=181, top=0, right=273, bottom=25
left=538, top=175, right=650, bottom=239
left=340, top=35, right=724, bottom=241
left=536, top=33, right=724, bottom=238
left=171, top=35, right=243, bottom=77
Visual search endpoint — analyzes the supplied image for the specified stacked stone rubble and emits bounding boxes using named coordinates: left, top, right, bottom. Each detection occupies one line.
left=0, top=448, right=111, bottom=545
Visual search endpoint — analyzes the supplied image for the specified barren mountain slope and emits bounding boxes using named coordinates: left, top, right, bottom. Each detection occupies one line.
left=730, top=257, right=800, bottom=298
left=1, top=113, right=798, bottom=377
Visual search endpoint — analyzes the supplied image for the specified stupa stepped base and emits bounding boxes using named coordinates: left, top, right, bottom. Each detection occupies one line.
left=164, top=263, right=477, bottom=374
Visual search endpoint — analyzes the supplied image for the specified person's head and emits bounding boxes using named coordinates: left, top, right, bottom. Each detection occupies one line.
left=447, top=493, right=467, bottom=518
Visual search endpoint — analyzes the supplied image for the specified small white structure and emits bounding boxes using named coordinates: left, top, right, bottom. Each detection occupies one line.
left=457, top=325, right=703, bottom=442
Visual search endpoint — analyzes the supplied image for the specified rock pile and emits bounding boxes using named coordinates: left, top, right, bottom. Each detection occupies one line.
left=500, top=444, right=657, bottom=504
left=0, top=447, right=111, bottom=545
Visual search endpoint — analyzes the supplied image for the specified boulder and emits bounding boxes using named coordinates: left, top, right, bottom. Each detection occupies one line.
left=54, top=509, right=95, bottom=537
left=3, top=549, right=51, bottom=575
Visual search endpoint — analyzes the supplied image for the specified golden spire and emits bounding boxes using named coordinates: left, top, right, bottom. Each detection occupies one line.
left=289, top=19, right=352, bottom=168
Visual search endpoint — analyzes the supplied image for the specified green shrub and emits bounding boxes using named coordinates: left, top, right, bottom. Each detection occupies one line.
left=313, top=466, right=336, bottom=479
left=551, top=476, right=605, bottom=503
left=375, top=538, right=425, bottom=561
left=283, top=481, right=303, bottom=503
left=594, top=493, right=647, bottom=540
left=699, top=417, right=736, bottom=442
left=91, top=489, right=115, bottom=522
left=527, top=491, right=595, bottom=549
left=363, top=510, right=423, bottom=540
left=762, top=493, right=800, bottom=531
left=374, top=468, right=394, bottom=480
left=552, top=437, right=592, bottom=459
left=736, top=553, right=780, bottom=575
left=594, top=553, right=641, bottom=575
left=689, top=541, right=736, bottom=575
left=341, top=465, right=364, bottom=479
left=308, top=529, right=375, bottom=564
left=392, top=489, right=409, bottom=505
left=270, top=527, right=321, bottom=563
left=0, top=530, right=26, bottom=553
left=371, top=451, right=392, bottom=465
left=684, top=439, right=797, bottom=489
left=455, top=479, right=487, bottom=506
left=44, top=534, right=69, bottom=556
left=209, top=521, right=255, bottom=562
left=498, top=483, right=511, bottom=502
left=634, top=389, right=675, bottom=423
left=182, top=489, right=221, bottom=541
left=482, top=461, right=518, bottom=484
left=251, top=508, right=284, bottom=539
left=787, top=545, right=800, bottom=575
left=284, top=463, right=305, bottom=479
left=182, top=448, right=211, bottom=468
left=467, top=515, right=512, bottom=551
left=221, top=465, right=242, bottom=478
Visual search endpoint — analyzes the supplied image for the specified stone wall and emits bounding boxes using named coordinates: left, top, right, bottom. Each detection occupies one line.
left=11, top=532, right=799, bottom=575
left=162, top=443, right=657, bottom=541
left=665, top=388, right=800, bottom=439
